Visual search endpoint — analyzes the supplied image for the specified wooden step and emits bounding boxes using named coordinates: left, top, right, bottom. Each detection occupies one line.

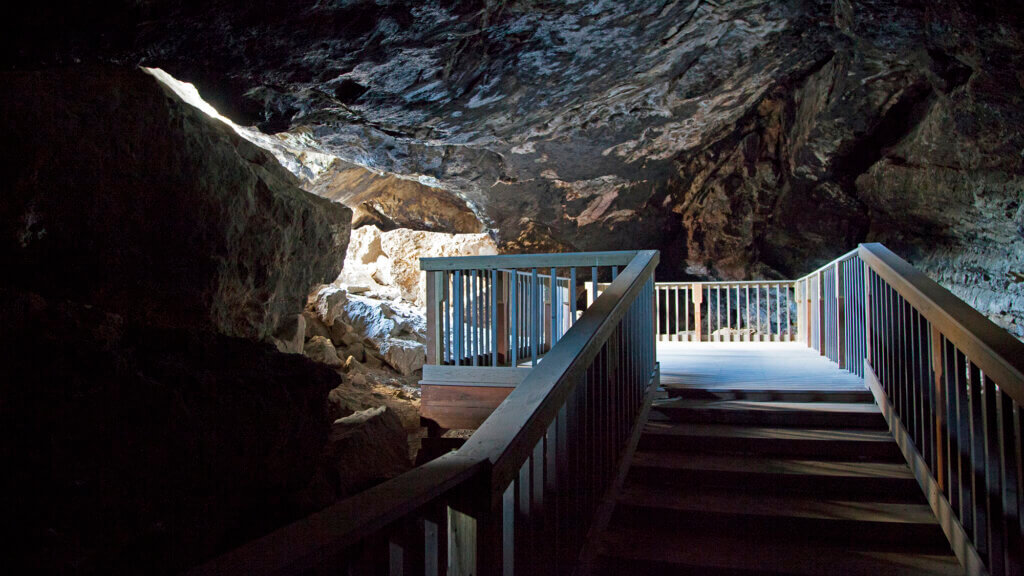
left=596, top=527, right=964, bottom=576
left=627, top=451, right=922, bottom=499
left=649, top=398, right=887, bottom=429
left=665, top=386, right=873, bottom=404
left=638, top=422, right=902, bottom=460
left=611, top=484, right=950, bottom=551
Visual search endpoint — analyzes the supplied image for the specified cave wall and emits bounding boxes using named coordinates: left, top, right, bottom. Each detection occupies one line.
left=0, top=65, right=352, bottom=340
left=0, top=66, right=356, bottom=573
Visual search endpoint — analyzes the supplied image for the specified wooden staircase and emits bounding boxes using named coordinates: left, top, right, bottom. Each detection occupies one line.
left=594, top=384, right=965, bottom=575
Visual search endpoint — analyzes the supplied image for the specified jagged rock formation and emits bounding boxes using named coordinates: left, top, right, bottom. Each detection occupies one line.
left=9, top=0, right=1017, bottom=333
left=339, top=225, right=498, bottom=305
left=311, top=160, right=485, bottom=233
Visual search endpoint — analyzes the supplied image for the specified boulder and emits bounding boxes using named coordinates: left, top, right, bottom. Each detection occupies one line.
left=272, top=313, right=306, bottom=354
left=313, top=286, right=349, bottom=327
left=304, top=336, right=343, bottom=367
left=329, top=321, right=350, bottom=347
left=336, top=225, right=497, bottom=306
left=378, top=338, right=426, bottom=376
left=378, top=228, right=497, bottom=305
left=341, top=295, right=427, bottom=343
left=342, top=341, right=366, bottom=363
left=0, top=66, right=352, bottom=340
left=302, top=310, right=331, bottom=340
left=315, top=406, right=411, bottom=498
left=0, top=287, right=341, bottom=575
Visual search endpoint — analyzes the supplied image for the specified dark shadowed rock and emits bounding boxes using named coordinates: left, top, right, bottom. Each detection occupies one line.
left=315, top=405, right=411, bottom=498
left=0, top=288, right=341, bottom=574
left=0, top=65, right=352, bottom=341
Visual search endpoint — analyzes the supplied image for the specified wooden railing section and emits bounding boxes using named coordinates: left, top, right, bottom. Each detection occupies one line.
left=654, top=243, right=1024, bottom=576
left=794, top=244, right=1024, bottom=576
left=186, top=250, right=659, bottom=576
left=654, top=281, right=796, bottom=342
left=421, top=252, right=638, bottom=367
left=857, top=243, right=1024, bottom=576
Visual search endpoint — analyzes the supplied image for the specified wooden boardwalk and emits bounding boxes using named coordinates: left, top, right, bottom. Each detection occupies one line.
left=659, top=342, right=868, bottom=391
left=591, top=343, right=965, bottom=576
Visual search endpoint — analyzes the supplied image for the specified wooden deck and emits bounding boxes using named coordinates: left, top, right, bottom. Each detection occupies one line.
left=659, top=342, right=868, bottom=391
left=590, top=342, right=965, bottom=576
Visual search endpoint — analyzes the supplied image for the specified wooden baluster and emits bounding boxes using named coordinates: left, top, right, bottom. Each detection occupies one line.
left=968, top=359, right=985, bottom=545
left=550, top=268, right=558, bottom=346
left=683, top=287, right=689, bottom=341
left=984, top=373, right=1006, bottom=575
left=569, top=268, right=577, bottom=327
left=531, top=268, right=539, bottom=366
left=998, top=390, right=1022, bottom=575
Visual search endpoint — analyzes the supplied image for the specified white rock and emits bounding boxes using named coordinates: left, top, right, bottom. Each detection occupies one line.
left=378, top=228, right=497, bottom=305
left=313, top=286, right=348, bottom=326
left=377, top=338, right=426, bottom=376
left=335, top=225, right=497, bottom=306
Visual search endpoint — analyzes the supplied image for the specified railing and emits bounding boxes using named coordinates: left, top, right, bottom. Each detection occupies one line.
left=421, top=252, right=638, bottom=367
left=186, top=250, right=659, bottom=576
left=792, top=243, right=1024, bottom=576
left=654, top=281, right=796, bottom=342
left=656, top=243, right=1024, bottom=575
left=859, top=243, right=1024, bottom=576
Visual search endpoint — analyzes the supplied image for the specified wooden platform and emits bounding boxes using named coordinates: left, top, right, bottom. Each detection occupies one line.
left=592, top=343, right=965, bottom=576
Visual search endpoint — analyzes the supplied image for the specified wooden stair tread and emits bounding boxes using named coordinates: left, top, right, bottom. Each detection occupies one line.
left=652, top=398, right=882, bottom=414
left=664, top=385, right=871, bottom=393
left=598, top=527, right=964, bottom=576
left=616, top=484, right=937, bottom=524
left=641, top=422, right=894, bottom=443
left=630, top=451, right=914, bottom=479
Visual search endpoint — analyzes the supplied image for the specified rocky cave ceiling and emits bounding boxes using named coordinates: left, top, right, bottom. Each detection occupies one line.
left=5, top=0, right=1024, bottom=332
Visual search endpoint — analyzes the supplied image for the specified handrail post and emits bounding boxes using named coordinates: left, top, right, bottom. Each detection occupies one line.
left=836, top=261, right=845, bottom=369
left=817, top=270, right=825, bottom=355
left=864, top=258, right=872, bottom=370
left=691, top=284, right=703, bottom=342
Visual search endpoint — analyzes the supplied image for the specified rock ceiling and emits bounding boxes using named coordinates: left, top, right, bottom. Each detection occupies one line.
left=6, top=0, right=1024, bottom=332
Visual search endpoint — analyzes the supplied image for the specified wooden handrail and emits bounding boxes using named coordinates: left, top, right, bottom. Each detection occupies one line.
left=796, top=247, right=859, bottom=283
left=186, top=249, right=660, bottom=576
left=458, top=250, right=660, bottom=492
left=859, top=243, right=1024, bottom=404
left=420, top=250, right=640, bottom=271
left=185, top=453, right=488, bottom=576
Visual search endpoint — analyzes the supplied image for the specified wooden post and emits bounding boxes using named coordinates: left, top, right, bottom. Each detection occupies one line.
left=426, top=271, right=443, bottom=365
left=931, top=324, right=946, bottom=491
left=836, top=261, right=845, bottom=369
left=691, top=284, right=703, bottom=342
left=817, top=271, right=825, bottom=355
left=864, top=258, right=872, bottom=369
left=496, top=273, right=509, bottom=365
